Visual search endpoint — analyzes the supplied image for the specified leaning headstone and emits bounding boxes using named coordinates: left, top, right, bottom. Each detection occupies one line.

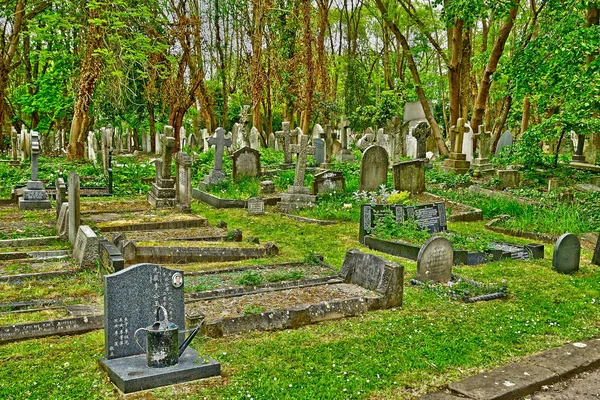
left=312, top=170, right=345, bottom=195
left=249, top=127, right=261, bottom=150
left=339, top=249, right=404, bottom=308
left=313, top=138, right=325, bottom=165
left=552, top=233, right=580, bottom=274
left=56, top=203, right=69, bottom=238
left=98, top=263, right=220, bottom=394
left=68, top=172, right=81, bottom=245
left=592, top=235, right=600, bottom=266
left=175, top=151, right=192, bottom=213
left=416, top=236, right=453, bottom=283
left=19, top=131, right=51, bottom=210
left=232, top=147, right=261, bottom=180
left=202, top=127, right=232, bottom=186
left=247, top=197, right=265, bottom=216
left=496, top=130, right=514, bottom=156
left=73, top=225, right=100, bottom=268
left=55, top=177, right=67, bottom=219
left=393, top=159, right=425, bottom=194
left=99, top=239, right=125, bottom=275
left=147, top=126, right=177, bottom=207
left=359, top=145, right=389, bottom=192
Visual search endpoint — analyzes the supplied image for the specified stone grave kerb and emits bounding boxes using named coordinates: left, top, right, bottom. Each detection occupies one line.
left=290, top=134, right=315, bottom=188
left=207, top=127, right=232, bottom=171
left=275, top=121, right=297, bottom=165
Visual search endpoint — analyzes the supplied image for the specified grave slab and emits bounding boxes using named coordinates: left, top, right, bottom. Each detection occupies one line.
left=98, top=347, right=220, bottom=394
left=449, top=362, right=558, bottom=400
left=525, top=340, right=600, bottom=378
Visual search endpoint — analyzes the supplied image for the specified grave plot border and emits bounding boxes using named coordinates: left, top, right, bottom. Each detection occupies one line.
left=98, top=216, right=208, bottom=232
left=283, top=214, right=337, bottom=225
left=0, top=313, right=103, bottom=344
left=364, top=236, right=544, bottom=266
left=0, top=269, right=78, bottom=283
left=192, top=188, right=280, bottom=209
left=424, top=192, right=483, bottom=222
left=0, top=236, right=62, bottom=248
left=486, top=216, right=559, bottom=243
left=0, top=249, right=71, bottom=261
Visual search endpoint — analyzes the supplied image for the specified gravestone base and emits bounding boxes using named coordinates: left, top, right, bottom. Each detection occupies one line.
left=440, top=153, right=470, bottom=175
left=9, top=160, right=20, bottom=167
left=471, top=158, right=495, bottom=177
left=202, top=169, right=227, bottom=187
left=336, top=149, right=356, bottom=163
left=19, top=181, right=51, bottom=210
left=279, top=163, right=295, bottom=170
left=147, top=178, right=176, bottom=208
left=278, top=186, right=316, bottom=213
left=147, top=191, right=176, bottom=208
left=498, top=170, right=522, bottom=189
left=571, top=154, right=587, bottom=163
left=176, top=203, right=192, bottom=214
left=99, top=347, right=220, bottom=394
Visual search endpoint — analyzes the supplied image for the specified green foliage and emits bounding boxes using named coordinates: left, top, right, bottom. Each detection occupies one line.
left=426, top=168, right=473, bottom=188
left=236, top=271, right=264, bottom=287
left=264, top=270, right=304, bottom=282
left=243, top=304, right=265, bottom=316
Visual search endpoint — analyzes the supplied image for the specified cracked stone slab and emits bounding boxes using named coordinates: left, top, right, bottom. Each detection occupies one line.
left=525, top=339, right=600, bottom=378
left=420, top=393, right=467, bottom=399
left=448, top=362, right=558, bottom=400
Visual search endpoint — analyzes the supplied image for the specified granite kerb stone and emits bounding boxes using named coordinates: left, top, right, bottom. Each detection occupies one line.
left=283, top=214, right=337, bottom=225
left=0, top=236, right=62, bottom=248
left=0, top=314, right=103, bottom=344
left=192, top=188, right=280, bottom=209
left=98, top=217, right=208, bottom=232
left=0, top=270, right=78, bottom=283
left=0, top=249, right=71, bottom=261
left=127, top=243, right=280, bottom=264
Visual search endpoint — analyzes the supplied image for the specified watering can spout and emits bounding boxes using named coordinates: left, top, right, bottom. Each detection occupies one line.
left=178, top=320, right=204, bottom=357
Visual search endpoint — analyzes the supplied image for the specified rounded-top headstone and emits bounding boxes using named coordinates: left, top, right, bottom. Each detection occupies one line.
left=416, top=236, right=453, bottom=283
left=359, top=145, right=389, bottom=192
left=552, top=233, right=580, bottom=274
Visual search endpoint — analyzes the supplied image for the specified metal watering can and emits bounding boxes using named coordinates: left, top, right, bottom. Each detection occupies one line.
left=134, top=306, right=203, bottom=368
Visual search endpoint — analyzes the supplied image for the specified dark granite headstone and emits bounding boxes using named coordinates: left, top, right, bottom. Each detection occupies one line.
left=359, top=202, right=447, bottom=243
left=552, top=233, right=580, bottom=274
left=103, top=263, right=185, bottom=359
left=593, top=235, right=600, bottom=266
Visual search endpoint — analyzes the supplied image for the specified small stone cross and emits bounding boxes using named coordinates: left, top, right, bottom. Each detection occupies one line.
left=474, top=124, right=492, bottom=159
left=160, top=126, right=176, bottom=179
left=275, top=121, right=298, bottom=164
left=413, top=122, right=431, bottom=159
left=289, top=134, right=314, bottom=187
left=207, top=127, right=232, bottom=171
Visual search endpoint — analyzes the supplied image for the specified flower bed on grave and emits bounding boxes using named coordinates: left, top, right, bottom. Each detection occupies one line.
left=361, top=202, right=544, bottom=266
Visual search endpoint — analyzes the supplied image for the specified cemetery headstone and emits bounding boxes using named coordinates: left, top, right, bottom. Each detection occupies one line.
left=247, top=197, right=265, bottom=216
left=155, top=130, right=163, bottom=155
left=393, top=159, right=425, bottom=194
left=232, top=147, right=261, bottom=180
left=592, top=235, right=600, bottom=266
left=405, top=133, right=418, bottom=159
left=268, top=132, right=275, bottom=149
left=10, top=127, right=19, bottom=166
left=238, top=105, right=251, bottom=148
left=99, top=240, right=125, bottom=275
left=462, top=123, right=474, bottom=162
left=356, top=131, right=376, bottom=151
left=278, top=134, right=317, bottom=212
left=312, top=124, right=324, bottom=139
left=68, top=172, right=81, bottom=245
left=441, top=118, right=470, bottom=174
left=336, top=116, right=355, bottom=162
left=275, top=121, right=297, bottom=167
left=19, top=131, right=51, bottom=210
left=260, top=180, right=275, bottom=194
left=73, top=225, right=99, bottom=268
left=249, top=127, right=261, bottom=150
left=497, top=169, right=522, bottom=189
left=416, top=237, right=453, bottom=283
left=57, top=203, right=69, bottom=238
left=412, top=122, right=431, bottom=160
left=313, top=138, right=325, bottom=165
left=471, top=125, right=495, bottom=177
left=98, top=263, right=220, bottom=393
left=312, top=170, right=345, bottom=195
left=175, top=151, right=192, bottom=213
left=147, top=126, right=177, bottom=207
left=55, top=177, right=66, bottom=219
left=323, top=124, right=334, bottom=166
left=359, top=202, right=447, bottom=243
left=203, top=127, right=232, bottom=186
left=496, top=130, right=514, bottom=156
left=552, top=233, right=580, bottom=274
left=359, top=145, right=389, bottom=192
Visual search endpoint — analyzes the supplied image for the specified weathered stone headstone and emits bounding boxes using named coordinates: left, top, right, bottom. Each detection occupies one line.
left=55, top=177, right=66, bottom=219
left=356, top=130, right=376, bottom=151
left=441, top=118, right=470, bottom=174
left=56, top=203, right=69, bottom=238
left=412, top=122, right=431, bottom=160
left=339, top=249, right=403, bottom=307
left=471, top=125, right=495, bottom=177
left=462, top=123, right=474, bottom=162
left=68, top=172, right=81, bottom=245
left=73, top=225, right=99, bottom=268
left=359, top=145, right=389, bottom=192
left=278, top=134, right=317, bottom=212
left=393, top=159, right=425, bottom=194
left=238, top=105, right=251, bottom=148
left=336, top=117, right=355, bottom=162
left=405, top=133, right=418, bottom=159
left=147, top=126, right=176, bottom=207
left=275, top=121, right=297, bottom=167
left=19, top=131, right=51, bottom=210
left=99, top=239, right=125, bottom=275
left=312, top=170, right=345, bottom=195
left=592, top=235, right=600, bottom=266
left=313, top=138, right=325, bottom=165
left=98, top=263, right=221, bottom=393
left=497, top=169, right=522, bottom=189
left=322, top=124, right=334, bottom=166
left=416, top=236, right=453, bottom=283
left=232, top=147, right=261, bottom=180
left=496, top=130, right=514, bottom=156
left=247, top=197, right=265, bottom=216
left=203, top=127, right=232, bottom=186
left=552, top=233, right=580, bottom=274
left=312, top=124, right=324, bottom=139
left=249, top=127, right=261, bottom=150
left=175, top=151, right=192, bottom=213
left=268, top=132, right=275, bottom=149
left=260, top=180, right=275, bottom=194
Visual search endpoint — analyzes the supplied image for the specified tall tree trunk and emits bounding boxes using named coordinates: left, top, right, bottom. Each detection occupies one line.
left=382, top=24, right=394, bottom=90
left=67, top=9, right=105, bottom=160
left=470, top=5, right=518, bottom=134
left=250, top=0, right=265, bottom=130
left=375, top=0, right=449, bottom=156
left=316, top=0, right=331, bottom=96
left=214, top=0, right=228, bottom=128
left=521, top=96, right=530, bottom=134
left=448, top=18, right=464, bottom=131
left=300, top=0, right=315, bottom=135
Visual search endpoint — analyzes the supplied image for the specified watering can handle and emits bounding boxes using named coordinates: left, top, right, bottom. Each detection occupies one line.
left=156, top=305, right=169, bottom=326
left=133, top=327, right=147, bottom=352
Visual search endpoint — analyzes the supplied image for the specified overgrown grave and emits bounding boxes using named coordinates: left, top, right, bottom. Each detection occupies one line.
left=361, top=202, right=544, bottom=265
left=185, top=249, right=403, bottom=337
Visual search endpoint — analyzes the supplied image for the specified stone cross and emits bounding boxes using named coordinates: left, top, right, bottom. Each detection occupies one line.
left=324, top=124, right=334, bottom=163
left=290, top=134, right=314, bottom=187
left=338, top=117, right=350, bottom=149
left=275, top=121, right=297, bottom=164
left=474, top=125, right=492, bottom=159
left=30, top=131, right=40, bottom=181
left=160, top=126, right=176, bottom=179
left=239, top=105, right=251, bottom=146
left=207, top=127, right=232, bottom=171
left=413, top=122, right=431, bottom=159
left=452, top=118, right=466, bottom=154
